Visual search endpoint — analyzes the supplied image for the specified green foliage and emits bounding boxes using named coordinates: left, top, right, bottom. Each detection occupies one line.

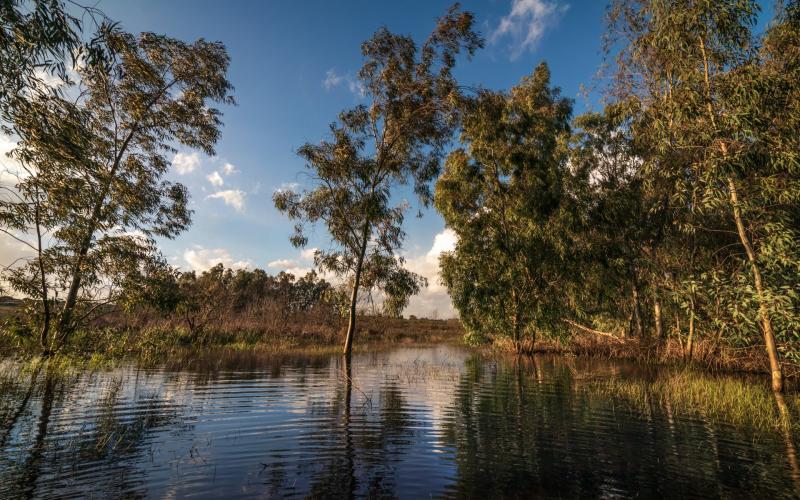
left=591, top=369, right=800, bottom=433
left=436, top=1, right=800, bottom=375
left=0, top=312, right=35, bottom=350
left=0, top=0, right=106, bottom=120
left=0, top=24, right=234, bottom=351
left=275, top=5, right=482, bottom=337
left=436, top=63, right=576, bottom=347
left=130, top=263, right=342, bottom=341
left=602, top=0, right=800, bottom=363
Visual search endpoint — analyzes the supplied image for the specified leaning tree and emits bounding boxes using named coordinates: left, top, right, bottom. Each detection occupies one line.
left=1, top=27, right=234, bottom=353
left=275, top=4, right=482, bottom=356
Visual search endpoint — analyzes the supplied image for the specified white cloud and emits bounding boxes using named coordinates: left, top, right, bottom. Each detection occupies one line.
left=274, top=181, right=300, bottom=194
left=109, top=227, right=151, bottom=243
left=0, top=233, right=35, bottom=288
left=282, top=267, right=312, bottom=277
left=207, top=189, right=245, bottom=212
left=491, top=0, right=569, bottom=59
left=268, top=258, right=298, bottom=269
left=0, top=136, right=24, bottom=186
left=0, top=169, right=21, bottom=186
left=348, top=79, right=366, bottom=98
left=403, top=228, right=459, bottom=319
left=267, top=262, right=312, bottom=277
left=33, top=69, right=64, bottom=90
left=322, top=68, right=365, bottom=97
left=266, top=247, right=321, bottom=278
left=0, top=135, right=16, bottom=157
left=172, top=151, right=201, bottom=175
left=300, top=247, right=318, bottom=260
left=428, top=229, right=457, bottom=257
left=323, top=69, right=344, bottom=90
left=183, top=246, right=251, bottom=272
left=206, top=171, right=224, bottom=187
left=222, top=162, right=238, bottom=175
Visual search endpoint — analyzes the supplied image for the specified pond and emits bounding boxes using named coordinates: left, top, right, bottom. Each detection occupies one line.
left=0, top=345, right=798, bottom=498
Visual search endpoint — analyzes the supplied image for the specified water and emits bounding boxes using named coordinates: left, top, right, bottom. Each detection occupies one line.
left=0, top=345, right=797, bottom=499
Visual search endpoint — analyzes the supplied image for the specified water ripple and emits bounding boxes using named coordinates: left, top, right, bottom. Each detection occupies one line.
left=0, top=346, right=797, bottom=499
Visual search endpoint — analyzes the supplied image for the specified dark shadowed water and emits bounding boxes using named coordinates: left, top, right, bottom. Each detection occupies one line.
left=0, top=345, right=798, bottom=499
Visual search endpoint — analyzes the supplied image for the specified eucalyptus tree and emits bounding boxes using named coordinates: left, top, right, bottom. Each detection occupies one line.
left=274, top=5, right=482, bottom=356
left=569, top=106, right=654, bottom=339
left=756, top=1, right=800, bottom=361
left=1, top=28, right=234, bottom=353
left=605, top=0, right=800, bottom=391
left=1, top=0, right=79, bottom=113
left=0, top=1, right=110, bottom=119
left=435, top=63, right=575, bottom=350
left=1, top=0, right=102, bottom=348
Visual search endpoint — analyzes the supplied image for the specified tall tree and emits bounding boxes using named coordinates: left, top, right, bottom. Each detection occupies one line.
left=275, top=4, right=482, bottom=356
left=1, top=0, right=103, bottom=348
left=569, top=106, right=651, bottom=340
left=605, top=0, right=800, bottom=391
left=435, top=63, right=575, bottom=351
left=1, top=28, right=234, bottom=353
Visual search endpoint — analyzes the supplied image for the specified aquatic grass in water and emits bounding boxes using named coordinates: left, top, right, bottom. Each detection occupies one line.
left=591, top=368, right=800, bottom=432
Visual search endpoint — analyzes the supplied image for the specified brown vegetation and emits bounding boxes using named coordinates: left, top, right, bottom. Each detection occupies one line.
left=0, top=291, right=464, bottom=359
left=490, top=334, right=799, bottom=382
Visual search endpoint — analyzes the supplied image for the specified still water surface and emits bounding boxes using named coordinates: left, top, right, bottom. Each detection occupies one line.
left=0, top=345, right=798, bottom=498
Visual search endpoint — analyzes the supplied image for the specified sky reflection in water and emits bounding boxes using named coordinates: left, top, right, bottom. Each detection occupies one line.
left=0, top=345, right=797, bottom=498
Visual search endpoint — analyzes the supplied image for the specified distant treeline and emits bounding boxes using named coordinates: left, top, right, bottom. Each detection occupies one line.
left=0, top=265, right=340, bottom=350
left=125, top=264, right=343, bottom=342
left=2, top=263, right=464, bottom=355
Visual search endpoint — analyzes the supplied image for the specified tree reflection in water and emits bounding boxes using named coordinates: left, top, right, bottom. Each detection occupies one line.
left=0, top=365, right=179, bottom=499
left=0, top=348, right=797, bottom=498
left=441, top=353, right=799, bottom=498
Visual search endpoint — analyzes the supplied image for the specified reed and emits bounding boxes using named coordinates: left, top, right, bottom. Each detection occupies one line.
left=591, top=368, right=800, bottom=432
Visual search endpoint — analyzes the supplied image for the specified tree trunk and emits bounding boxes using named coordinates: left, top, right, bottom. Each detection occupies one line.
left=686, top=297, right=695, bottom=361
left=624, top=310, right=632, bottom=339
left=511, top=288, right=521, bottom=353
left=55, top=163, right=119, bottom=344
left=653, top=296, right=663, bottom=341
left=632, top=283, right=644, bottom=338
left=38, top=300, right=51, bottom=355
left=54, top=125, right=142, bottom=349
left=343, top=223, right=370, bottom=357
left=55, top=244, right=90, bottom=344
left=727, top=178, right=783, bottom=392
left=34, top=198, right=51, bottom=354
left=698, top=36, right=783, bottom=392
left=55, top=184, right=109, bottom=345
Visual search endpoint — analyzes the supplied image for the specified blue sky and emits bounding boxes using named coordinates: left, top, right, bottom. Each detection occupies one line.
left=0, top=1, right=775, bottom=316
left=87, top=0, right=612, bottom=316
